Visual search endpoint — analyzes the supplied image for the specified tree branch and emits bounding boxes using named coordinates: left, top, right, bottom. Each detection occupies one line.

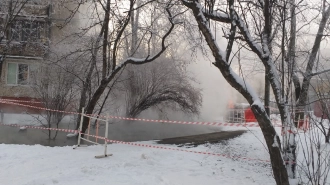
left=309, top=68, right=330, bottom=77
left=106, top=4, right=176, bottom=79
left=225, top=0, right=237, bottom=62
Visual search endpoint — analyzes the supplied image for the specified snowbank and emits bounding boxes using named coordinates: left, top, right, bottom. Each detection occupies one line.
left=2, top=123, right=329, bottom=184
left=0, top=136, right=275, bottom=185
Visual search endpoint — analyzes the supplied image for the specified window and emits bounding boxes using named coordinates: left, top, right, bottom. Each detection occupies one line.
left=7, top=63, right=30, bottom=85
left=11, top=20, right=44, bottom=42
left=0, top=2, right=8, bottom=13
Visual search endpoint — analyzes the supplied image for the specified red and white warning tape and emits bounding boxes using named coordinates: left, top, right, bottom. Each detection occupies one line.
left=0, top=99, right=282, bottom=128
left=106, top=116, right=283, bottom=127
left=0, top=100, right=80, bottom=115
left=1, top=123, right=268, bottom=162
left=1, top=122, right=298, bottom=164
left=0, top=98, right=43, bottom=104
left=85, top=133, right=297, bottom=164
left=0, top=123, right=77, bottom=133
left=82, top=133, right=272, bottom=163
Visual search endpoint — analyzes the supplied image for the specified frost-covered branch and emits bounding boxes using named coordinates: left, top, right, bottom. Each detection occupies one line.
left=309, top=68, right=330, bottom=78
left=203, top=10, right=231, bottom=23
left=225, top=0, right=237, bottom=62
left=105, top=6, right=175, bottom=80
left=77, top=2, right=178, bottom=134
left=202, top=6, right=264, bottom=56
left=297, top=4, right=330, bottom=106
left=181, top=0, right=290, bottom=184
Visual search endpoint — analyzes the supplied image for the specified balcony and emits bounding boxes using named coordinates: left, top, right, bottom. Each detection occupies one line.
left=0, top=1, right=50, bottom=17
left=0, top=40, right=48, bottom=57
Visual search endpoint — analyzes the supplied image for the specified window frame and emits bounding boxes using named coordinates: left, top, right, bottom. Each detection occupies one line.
left=6, top=62, right=31, bottom=86
left=10, top=19, right=45, bottom=42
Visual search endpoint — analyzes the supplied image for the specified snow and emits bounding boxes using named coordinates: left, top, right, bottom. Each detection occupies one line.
left=1, top=129, right=278, bottom=185
left=272, top=135, right=279, bottom=148
left=229, top=68, right=262, bottom=106
left=191, top=0, right=264, bottom=110
left=261, top=34, right=270, bottom=57
left=0, top=143, right=274, bottom=185
left=211, top=11, right=230, bottom=19
left=1, top=114, right=330, bottom=184
left=107, top=56, right=153, bottom=79
left=67, top=132, right=78, bottom=137
left=252, top=99, right=264, bottom=109
left=19, top=126, right=27, bottom=130
left=235, top=17, right=263, bottom=55
left=289, top=179, right=299, bottom=185
left=126, top=57, right=146, bottom=63
left=6, top=55, right=43, bottom=60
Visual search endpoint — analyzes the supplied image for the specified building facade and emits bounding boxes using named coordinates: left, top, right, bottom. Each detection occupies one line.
left=0, top=0, right=77, bottom=113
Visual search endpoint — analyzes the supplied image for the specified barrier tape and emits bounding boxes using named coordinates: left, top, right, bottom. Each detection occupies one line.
left=0, top=98, right=277, bottom=109
left=0, top=123, right=269, bottom=162
left=104, top=115, right=282, bottom=127
left=0, top=123, right=77, bottom=133
left=81, top=132, right=272, bottom=163
left=1, top=122, right=298, bottom=164
left=84, top=133, right=296, bottom=164
left=0, top=100, right=283, bottom=128
left=0, top=100, right=80, bottom=115
left=1, top=98, right=308, bottom=114
left=0, top=98, right=43, bottom=104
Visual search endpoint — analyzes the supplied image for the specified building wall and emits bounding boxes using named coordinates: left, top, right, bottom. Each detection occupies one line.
left=0, top=1, right=79, bottom=98
left=0, top=57, right=41, bottom=98
left=0, top=1, right=80, bottom=113
left=0, top=1, right=49, bottom=101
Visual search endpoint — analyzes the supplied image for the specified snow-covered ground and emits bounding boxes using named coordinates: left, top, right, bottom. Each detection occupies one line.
left=1, top=115, right=330, bottom=185
left=0, top=127, right=276, bottom=185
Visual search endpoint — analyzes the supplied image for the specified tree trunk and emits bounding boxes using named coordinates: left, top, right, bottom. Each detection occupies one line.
left=296, top=5, right=330, bottom=107
left=282, top=0, right=299, bottom=178
left=81, top=80, right=109, bottom=134
left=75, top=62, right=95, bottom=130
left=181, top=1, right=290, bottom=184
left=75, top=13, right=109, bottom=130
left=326, top=127, right=330, bottom=143
left=251, top=105, right=290, bottom=185
left=77, top=0, right=174, bottom=135
left=81, top=67, right=125, bottom=134
left=265, top=76, right=270, bottom=116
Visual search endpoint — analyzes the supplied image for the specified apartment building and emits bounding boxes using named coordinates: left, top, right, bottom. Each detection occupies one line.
left=0, top=0, right=77, bottom=113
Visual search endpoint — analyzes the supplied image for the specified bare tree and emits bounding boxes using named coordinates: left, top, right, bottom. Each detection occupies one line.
left=30, top=63, right=77, bottom=140
left=296, top=121, right=330, bottom=185
left=55, top=0, right=180, bottom=135
left=119, top=1, right=202, bottom=119
left=180, top=0, right=291, bottom=184
left=123, top=57, right=202, bottom=118
left=308, top=69, right=330, bottom=143
left=294, top=1, right=330, bottom=111
left=179, top=0, right=330, bottom=183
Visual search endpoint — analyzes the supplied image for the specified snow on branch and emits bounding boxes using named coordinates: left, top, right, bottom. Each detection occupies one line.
left=200, top=4, right=264, bottom=58
left=210, top=3, right=283, bottom=107
left=197, top=1, right=283, bottom=108
left=203, top=10, right=231, bottom=23
left=105, top=5, right=176, bottom=80
left=181, top=0, right=262, bottom=108
left=225, top=0, right=237, bottom=62
left=233, top=13, right=264, bottom=58
left=182, top=0, right=226, bottom=60
left=309, top=68, right=330, bottom=77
